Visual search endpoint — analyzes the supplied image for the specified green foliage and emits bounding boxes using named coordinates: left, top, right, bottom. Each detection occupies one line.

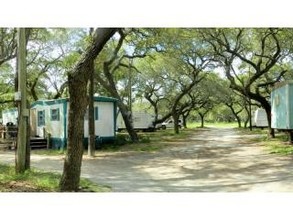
left=114, top=133, right=131, bottom=146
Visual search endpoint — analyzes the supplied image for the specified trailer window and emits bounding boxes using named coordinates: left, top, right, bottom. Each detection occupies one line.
left=95, top=107, right=99, bottom=120
left=38, top=110, right=45, bottom=126
left=51, top=108, right=60, bottom=121
left=84, top=107, right=98, bottom=120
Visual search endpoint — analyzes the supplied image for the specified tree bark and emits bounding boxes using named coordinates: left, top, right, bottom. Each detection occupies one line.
left=96, top=66, right=139, bottom=142
left=226, top=104, right=242, bottom=128
left=248, top=92, right=275, bottom=138
left=199, top=113, right=205, bottom=128
left=236, top=117, right=241, bottom=128
left=59, top=28, right=116, bottom=192
left=263, top=105, right=275, bottom=138
left=173, top=113, right=180, bottom=134
left=182, top=112, right=189, bottom=129
left=118, top=102, right=139, bottom=142
left=88, top=66, right=95, bottom=157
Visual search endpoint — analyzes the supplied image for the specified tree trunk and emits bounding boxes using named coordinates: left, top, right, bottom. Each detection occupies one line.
left=182, top=114, right=188, bottom=129
left=95, top=56, right=139, bottom=142
left=250, top=93, right=275, bottom=138
left=199, top=113, right=204, bottom=128
left=237, top=89, right=274, bottom=137
left=243, top=104, right=250, bottom=128
left=88, top=67, right=95, bottom=157
left=59, top=65, right=90, bottom=191
left=287, top=131, right=293, bottom=144
left=59, top=28, right=116, bottom=192
left=173, top=113, right=180, bottom=134
left=244, top=119, right=248, bottom=128
left=264, top=106, right=275, bottom=138
left=118, top=102, right=139, bottom=142
left=236, top=116, right=242, bottom=128
left=250, top=95, right=274, bottom=137
left=226, top=104, right=243, bottom=128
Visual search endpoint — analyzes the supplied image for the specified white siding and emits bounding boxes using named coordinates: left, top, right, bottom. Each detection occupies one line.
left=254, top=108, right=268, bottom=127
left=2, top=109, right=18, bottom=125
left=84, top=102, right=114, bottom=137
left=34, top=103, right=64, bottom=138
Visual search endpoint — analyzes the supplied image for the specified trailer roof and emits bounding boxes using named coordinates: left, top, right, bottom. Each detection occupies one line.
left=31, top=96, right=117, bottom=108
left=272, top=81, right=293, bottom=90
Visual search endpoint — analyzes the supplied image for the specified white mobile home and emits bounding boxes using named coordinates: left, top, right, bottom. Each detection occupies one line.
left=253, top=108, right=268, bottom=127
left=30, top=96, right=117, bottom=149
left=2, top=96, right=117, bottom=149
left=117, top=111, right=156, bottom=132
left=2, top=108, right=18, bottom=125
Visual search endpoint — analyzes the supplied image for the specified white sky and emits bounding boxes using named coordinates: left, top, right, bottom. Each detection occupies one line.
left=1, top=0, right=293, bottom=27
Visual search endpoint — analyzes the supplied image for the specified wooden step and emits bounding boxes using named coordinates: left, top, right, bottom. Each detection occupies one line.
left=30, top=138, right=47, bottom=149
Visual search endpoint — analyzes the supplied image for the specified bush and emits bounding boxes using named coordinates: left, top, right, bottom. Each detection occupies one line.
left=139, top=136, right=151, bottom=143
left=114, top=134, right=130, bottom=146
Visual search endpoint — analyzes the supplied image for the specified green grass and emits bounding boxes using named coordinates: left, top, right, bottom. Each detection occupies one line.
left=233, top=127, right=293, bottom=155
left=97, top=128, right=198, bottom=153
left=235, top=127, right=293, bottom=155
left=261, top=132, right=293, bottom=155
left=0, top=164, right=111, bottom=192
left=235, top=127, right=269, bottom=136
left=187, top=122, right=239, bottom=128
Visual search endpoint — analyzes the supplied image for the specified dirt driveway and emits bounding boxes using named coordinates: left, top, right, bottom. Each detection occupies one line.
left=1, top=127, right=293, bottom=192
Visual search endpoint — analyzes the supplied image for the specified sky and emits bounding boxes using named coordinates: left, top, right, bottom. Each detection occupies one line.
left=1, top=0, right=293, bottom=27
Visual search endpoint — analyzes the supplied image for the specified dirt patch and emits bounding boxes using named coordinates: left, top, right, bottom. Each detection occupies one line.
left=0, top=181, right=45, bottom=192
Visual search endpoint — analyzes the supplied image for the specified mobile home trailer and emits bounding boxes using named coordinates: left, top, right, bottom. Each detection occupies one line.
left=253, top=108, right=268, bottom=127
left=117, top=111, right=156, bottom=132
left=271, top=81, right=293, bottom=129
left=2, top=108, right=18, bottom=125
left=2, top=96, right=117, bottom=149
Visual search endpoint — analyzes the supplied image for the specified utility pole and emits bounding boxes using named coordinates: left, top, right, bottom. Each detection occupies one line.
left=16, top=28, right=29, bottom=173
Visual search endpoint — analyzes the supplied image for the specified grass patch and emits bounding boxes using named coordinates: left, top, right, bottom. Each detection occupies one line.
left=234, top=127, right=293, bottom=155
left=261, top=132, right=293, bottom=155
left=0, top=164, right=111, bottom=192
left=98, top=128, right=197, bottom=153
left=268, top=143, right=293, bottom=155
left=32, top=149, right=65, bottom=156
left=187, top=122, right=239, bottom=128
left=236, top=127, right=268, bottom=135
